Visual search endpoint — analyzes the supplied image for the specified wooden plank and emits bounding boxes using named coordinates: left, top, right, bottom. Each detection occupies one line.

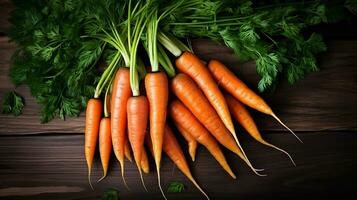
left=1, top=37, right=357, bottom=134
left=0, top=0, right=13, bottom=34
left=0, top=131, right=356, bottom=199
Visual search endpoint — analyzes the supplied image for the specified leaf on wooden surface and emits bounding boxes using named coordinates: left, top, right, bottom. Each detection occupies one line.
left=167, top=181, right=185, bottom=193
left=1, top=91, right=25, bottom=116
left=104, top=188, right=119, bottom=200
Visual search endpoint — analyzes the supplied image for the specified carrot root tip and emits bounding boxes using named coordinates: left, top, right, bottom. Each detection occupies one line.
left=120, top=161, right=130, bottom=191
left=262, top=141, right=296, bottom=166
left=189, top=175, right=210, bottom=200
left=272, top=113, right=303, bottom=143
left=88, top=169, right=94, bottom=190
left=127, top=157, right=133, bottom=162
left=97, top=173, right=107, bottom=182
left=232, top=134, right=265, bottom=176
left=231, top=173, right=237, bottom=179
left=254, top=171, right=267, bottom=177
left=157, top=166, right=167, bottom=200
left=137, top=164, right=148, bottom=192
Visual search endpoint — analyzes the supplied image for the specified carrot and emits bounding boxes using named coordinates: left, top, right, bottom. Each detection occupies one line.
left=145, top=71, right=169, bottom=198
left=175, top=52, right=237, bottom=140
left=98, top=87, right=113, bottom=183
left=127, top=95, right=149, bottom=191
left=141, top=148, right=150, bottom=174
left=84, top=98, right=102, bottom=189
left=169, top=100, right=236, bottom=178
left=98, top=117, right=112, bottom=182
left=111, top=67, right=132, bottom=188
left=163, top=125, right=210, bottom=200
left=175, top=123, right=198, bottom=162
left=124, top=136, right=133, bottom=162
left=208, top=60, right=302, bottom=143
left=171, top=73, right=264, bottom=176
left=145, top=125, right=210, bottom=200
left=226, top=94, right=296, bottom=165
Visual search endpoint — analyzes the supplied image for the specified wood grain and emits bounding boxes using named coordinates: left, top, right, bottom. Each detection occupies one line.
left=0, top=0, right=13, bottom=35
left=0, top=131, right=356, bottom=200
left=1, top=38, right=357, bottom=135
left=1, top=2, right=357, bottom=200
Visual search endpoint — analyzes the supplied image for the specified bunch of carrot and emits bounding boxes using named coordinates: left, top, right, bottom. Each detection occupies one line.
left=84, top=2, right=301, bottom=199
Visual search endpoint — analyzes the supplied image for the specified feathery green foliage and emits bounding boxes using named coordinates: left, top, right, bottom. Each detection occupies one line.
left=1, top=91, right=25, bottom=116
left=7, top=0, right=354, bottom=121
left=167, top=181, right=185, bottom=193
left=163, top=0, right=352, bottom=90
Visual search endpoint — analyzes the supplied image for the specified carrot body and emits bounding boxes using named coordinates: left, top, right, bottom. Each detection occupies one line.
left=169, top=100, right=236, bottom=178
left=127, top=95, right=149, bottom=190
left=85, top=98, right=103, bottom=189
left=146, top=125, right=210, bottom=199
left=208, top=60, right=301, bottom=142
left=175, top=123, right=197, bottom=162
left=98, top=117, right=112, bottom=182
left=208, top=60, right=271, bottom=114
left=145, top=72, right=168, bottom=167
left=163, top=125, right=210, bottom=200
left=141, top=148, right=150, bottom=174
left=226, top=94, right=295, bottom=165
left=176, top=52, right=236, bottom=136
left=171, top=73, right=263, bottom=175
left=111, top=67, right=132, bottom=186
left=145, top=71, right=168, bottom=197
left=171, top=73, right=239, bottom=154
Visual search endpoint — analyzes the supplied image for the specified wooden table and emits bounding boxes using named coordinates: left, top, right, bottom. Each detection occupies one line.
left=1, top=1, right=357, bottom=199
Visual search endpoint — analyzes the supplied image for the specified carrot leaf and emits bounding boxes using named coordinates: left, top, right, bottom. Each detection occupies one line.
left=104, top=188, right=120, bottom=200
left=1, top=91, right=25, bottom=116
left=167, top=181, right=185, bottom=193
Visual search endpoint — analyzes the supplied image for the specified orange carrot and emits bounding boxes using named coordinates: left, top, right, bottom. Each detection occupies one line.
left=176, top=52, right=236, bottom=140
left=84, top=98, right=102, bottom=189
left=226, top=94, right=295, bottom=165
left=163, top=125, right=210, bottom=200
left=127, top=95, right=149, bottom=191
left=171, top=73, right=264, bottom=176
left=124, top=135, right=133, bottom=162
left=169, top=100, right=236, bottom=178
left=175, top=123, right=198, bottom=162
left=145, top=71, right=169, bottom=198
left=111, top=67, right=132, bottom=187
left=98, top=117, right=112, bottom=182
left=208, top=60, right=302, bottom=143
left=145, top=125, right=210, bottom=200
left=141, top=148, right=150, bottom=174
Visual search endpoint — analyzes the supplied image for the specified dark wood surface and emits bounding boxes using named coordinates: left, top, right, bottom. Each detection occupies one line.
left=0, top=1, right=357, bottom=199
left=0, top=131, right=356, bottom=200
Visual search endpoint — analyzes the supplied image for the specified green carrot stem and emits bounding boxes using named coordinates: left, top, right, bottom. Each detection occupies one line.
left=129, top=1, right=149, bottom=96
left=103, top=78, right=113, bottom=118
left=147, top=11, right=159, bottom=72
left=157, top=43, right=175, bottom=78
left=157, top=31, right=190, bottom=57
left=94, top=51, right=121, bottom=98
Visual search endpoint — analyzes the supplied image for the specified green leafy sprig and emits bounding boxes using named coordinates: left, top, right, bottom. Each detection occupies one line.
left=167, top=181, right=185, bottom=193
left=1, top=91, right=25, bottom=116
